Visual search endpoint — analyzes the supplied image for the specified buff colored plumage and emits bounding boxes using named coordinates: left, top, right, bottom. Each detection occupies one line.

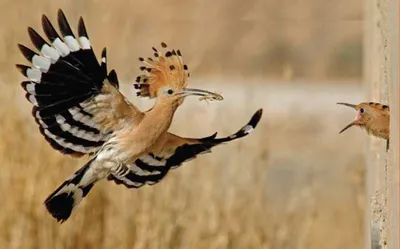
left=337, top=102, right=390, bottom=150
left=16, top=9, right=263, bottom=222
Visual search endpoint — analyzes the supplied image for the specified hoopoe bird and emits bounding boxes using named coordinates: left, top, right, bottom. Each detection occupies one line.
left=337, top=102, right=390, bottom=151
left=16, top=9, right=263, bottom=222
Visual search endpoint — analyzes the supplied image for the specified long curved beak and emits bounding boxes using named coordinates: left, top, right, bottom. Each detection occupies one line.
left=337, top=102, right=359, bottom=134
left=337, top=102, right=357, bottom=109
left=339, top=121, right=357, bottom=134
left=179, top=88, right=223, bottom=100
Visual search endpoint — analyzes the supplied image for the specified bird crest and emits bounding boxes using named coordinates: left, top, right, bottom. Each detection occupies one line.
left=134, top=42, right=189, bottom=98
left=16, top=9, right=261, bottom=222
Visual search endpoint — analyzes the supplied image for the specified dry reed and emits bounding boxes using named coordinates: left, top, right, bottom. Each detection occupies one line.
left=0, top=81, right=365, bottom=249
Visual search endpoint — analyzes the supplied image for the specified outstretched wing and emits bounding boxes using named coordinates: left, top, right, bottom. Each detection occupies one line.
left=17, top=9, right=143, bottom=157
left=108, top=109, right=263, bottom=188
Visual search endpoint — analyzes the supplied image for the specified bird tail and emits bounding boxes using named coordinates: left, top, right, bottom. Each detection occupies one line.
left=134, top=42, right=190, bottom=98
left=44, top=157, right=98, bottom=223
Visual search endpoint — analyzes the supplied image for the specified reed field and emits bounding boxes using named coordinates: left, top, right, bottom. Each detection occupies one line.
left=0, top=81, right=368, bottom=249
left=0, top=0, right=368, bottom=248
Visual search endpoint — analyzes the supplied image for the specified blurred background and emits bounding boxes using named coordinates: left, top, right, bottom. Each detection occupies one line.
left=0, top=0, right=370, bottom=248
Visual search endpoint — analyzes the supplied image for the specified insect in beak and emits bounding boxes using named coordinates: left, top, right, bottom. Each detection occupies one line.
left=179, top=88, right=224, bottom=101
left=337, top=102, right=361, bottom=134
left=198, top=91, right=223, bottom=104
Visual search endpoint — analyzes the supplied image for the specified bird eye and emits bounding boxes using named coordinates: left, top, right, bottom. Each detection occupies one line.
left=360, top=108, right=364, bottom=113
left=167, top=89, right=174, bottom=95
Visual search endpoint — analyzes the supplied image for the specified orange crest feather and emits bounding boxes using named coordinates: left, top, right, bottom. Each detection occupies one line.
left=134, top=42, right=190, bottom=98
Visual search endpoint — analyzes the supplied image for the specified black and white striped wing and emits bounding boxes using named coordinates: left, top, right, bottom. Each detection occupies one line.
left=17, top=9, right=138, bottom=157
left=108, top=109, right=263, bottom=188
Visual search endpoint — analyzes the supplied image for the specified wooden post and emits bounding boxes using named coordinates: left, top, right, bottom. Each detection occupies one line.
left=386, top=1, right=399, bottom=248
left=364, top=0, right=398, bottom=248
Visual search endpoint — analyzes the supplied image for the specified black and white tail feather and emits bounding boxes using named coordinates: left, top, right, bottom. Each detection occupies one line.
left=17, top=9, right=117, bottom=157
left=44, top=158, right=96, bottom=223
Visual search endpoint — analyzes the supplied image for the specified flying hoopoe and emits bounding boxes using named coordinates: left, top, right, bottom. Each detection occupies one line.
left=16, top=9, right=263, bottom=223
left=337, top=102, right=390, bottom=151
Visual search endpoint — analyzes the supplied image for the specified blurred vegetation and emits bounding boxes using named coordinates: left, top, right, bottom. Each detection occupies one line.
left=0, top=82, right=366, bottom=249
left=0, top=0, right=367, bottom=248
left=328, top=41, right=363, bottom=78
left=1, top=0, right=362, bottom=83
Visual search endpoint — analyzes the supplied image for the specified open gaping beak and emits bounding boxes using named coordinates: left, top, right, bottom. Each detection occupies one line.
left=179, top=88, right=223, bottom=100
left=339, top=121, right=357, bottom=134
left=337, top=102, right=359, bottom=134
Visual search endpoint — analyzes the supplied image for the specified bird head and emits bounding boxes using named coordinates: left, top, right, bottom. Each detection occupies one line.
left=337, top=102, right=389, bottom=134
left=134, top=42, right=222, bottom=105
left=155, top=85, right=222, bottom=104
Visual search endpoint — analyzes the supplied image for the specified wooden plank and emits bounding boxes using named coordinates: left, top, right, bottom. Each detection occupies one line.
left=386, top=0, right=399, bottom=248
left=364, top=0, right=398, bottom=248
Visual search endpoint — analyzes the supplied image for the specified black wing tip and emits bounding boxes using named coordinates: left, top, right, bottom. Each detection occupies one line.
left=17, top=44, right=36, bottom=61
left=15, top=64, right=29, bottom=76
left=57, top=8, right=65, bottom=17
left=20, top=81, right=30, bottom=90
left=57, top=8, right=75, bottom=37
left=248, top=108, right=263, bottom=128
left=42, top=14, right=60, bottom=42
left=41, top=13, right=49, bottom=20
left=57, top=8, right=68, bottom=23
left=27, top=26, right=35, bottom=33
left=199, top=109, right=262, bottom=143
left=199, top=132, right=218, bottom=142
left=41, top=14, right=51, bottom=27
left=101, top=47, right=107, bottom=58
left=27, top=27, right=48, bottom=50
left=78, top=16, right=88, bottom=37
